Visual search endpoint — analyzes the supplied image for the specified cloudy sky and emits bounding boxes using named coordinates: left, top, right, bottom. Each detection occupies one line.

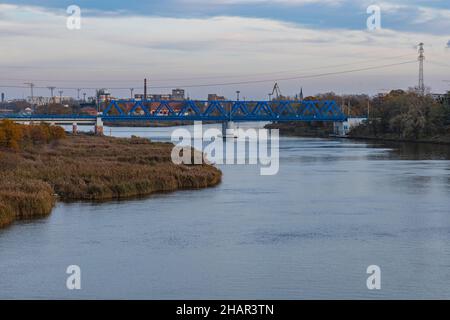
left=0, top=0, right=449, bottom=99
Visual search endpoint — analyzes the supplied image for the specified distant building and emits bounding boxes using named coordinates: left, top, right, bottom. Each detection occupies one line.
left=95, top=89, right=117, bottom=102
left=334, top=117, right=367, bottom=136
left=97, top=93, right=111, bottom=102
left=0, top=108, right=14, bottom=114
left=208, top=94, right=226, bottom=101
left=171, top=89, right=185, bottom=101
left=80, top=107, right=98, bottom=116
left=80, top=101, right=96, bottom=109
left=53, top=96, right=75, bottom=104
left=134, top=89, right=185, bottom=101
left=1, top=93, right=4, bottom=103
left=28, top=96, right=49, bottom=106
left=152, top=94, right=171, bottom=100
left=431, top=93, right=446, bottom=102
left=25, top=96, right=76, bottom=105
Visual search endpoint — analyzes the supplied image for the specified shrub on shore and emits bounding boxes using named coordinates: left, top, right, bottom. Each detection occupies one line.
left=0, top=120, right=66, bottom=149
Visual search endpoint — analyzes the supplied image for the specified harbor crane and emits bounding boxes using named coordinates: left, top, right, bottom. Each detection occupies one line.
left=270, top=82, right=282, bottom=100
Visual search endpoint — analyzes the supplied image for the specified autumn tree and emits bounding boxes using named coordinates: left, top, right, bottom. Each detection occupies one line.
left=0, top=120, right=23, bottom=150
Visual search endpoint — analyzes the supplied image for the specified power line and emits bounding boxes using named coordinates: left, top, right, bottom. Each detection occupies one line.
left=0, top=60, right=417, bottom=91
left=0, top=54, right=414, bottom=84
left=149, top=60, right=417, bottom=89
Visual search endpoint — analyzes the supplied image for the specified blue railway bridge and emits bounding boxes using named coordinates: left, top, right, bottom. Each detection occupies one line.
left=0, top=99, right=347, bottom=135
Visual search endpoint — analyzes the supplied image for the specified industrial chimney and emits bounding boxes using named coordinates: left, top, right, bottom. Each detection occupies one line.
left=144, top=78, right=147, bottom=101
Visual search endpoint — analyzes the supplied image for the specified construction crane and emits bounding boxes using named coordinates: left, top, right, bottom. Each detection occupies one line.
left=270, top=82, right=282, bottom=100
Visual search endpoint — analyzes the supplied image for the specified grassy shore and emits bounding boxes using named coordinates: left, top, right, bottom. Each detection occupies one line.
left=0, top=134, right=221, bottom=228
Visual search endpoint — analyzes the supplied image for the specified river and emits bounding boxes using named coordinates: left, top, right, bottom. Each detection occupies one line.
left=1, top=123, right=450, bottom=299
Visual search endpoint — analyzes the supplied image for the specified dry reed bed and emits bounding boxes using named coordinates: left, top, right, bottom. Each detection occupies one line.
left=0, top=135, right=221, bottom=228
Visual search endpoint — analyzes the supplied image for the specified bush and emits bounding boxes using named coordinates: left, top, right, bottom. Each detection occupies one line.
left=0, top=120, right=23, bottom=150
left=0, top=120, right=66, bottom=149
left=349, top=91, right=450, bottom=141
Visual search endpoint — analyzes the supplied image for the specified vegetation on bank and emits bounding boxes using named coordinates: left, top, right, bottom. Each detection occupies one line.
left=0, top=119, right=66, bottom=149
left=0, top=121, right=222, bottom=228
left=265, top=122, right=334, bottom=137
left=348, top=90, right=450, bottom=143
left=266, top=90, right=450, bottom=143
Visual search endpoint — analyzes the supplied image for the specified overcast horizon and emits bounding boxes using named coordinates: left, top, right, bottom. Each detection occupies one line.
left=1, top=0, right=449, bottom=100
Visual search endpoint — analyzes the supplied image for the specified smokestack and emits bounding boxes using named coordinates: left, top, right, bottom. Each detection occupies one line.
left=144, top=78, right=147, bottom=101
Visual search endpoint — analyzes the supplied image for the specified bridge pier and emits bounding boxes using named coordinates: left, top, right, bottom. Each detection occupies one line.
left=95, top=115, right=104, bottom=135
left=72, top=122, right=78, bottom=135
left=222, top=121, right=237, bottom=139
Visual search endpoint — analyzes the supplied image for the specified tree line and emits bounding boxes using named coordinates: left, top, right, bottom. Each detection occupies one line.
left=0, top=120, right=66, bottom=150
left=348, top=90, right=450, bottom=140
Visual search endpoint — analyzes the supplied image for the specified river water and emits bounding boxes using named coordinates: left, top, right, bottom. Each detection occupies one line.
left=1, top=123, right=450, bottom=299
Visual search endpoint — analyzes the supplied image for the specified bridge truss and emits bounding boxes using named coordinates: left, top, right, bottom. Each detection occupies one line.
left=0, top=100, right=346, bottom=124
left=101, top=99, right=346, bottom=122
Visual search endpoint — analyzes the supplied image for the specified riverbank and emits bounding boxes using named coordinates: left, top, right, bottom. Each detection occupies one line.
left=0, top=134, right=222, bottom=229
left=265, top=123, right=450, bottom=145
left=265, top=122, right=333, bottom=138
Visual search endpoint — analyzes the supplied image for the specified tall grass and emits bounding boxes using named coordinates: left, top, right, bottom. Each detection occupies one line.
left=0, top=133, right=222, bottom=228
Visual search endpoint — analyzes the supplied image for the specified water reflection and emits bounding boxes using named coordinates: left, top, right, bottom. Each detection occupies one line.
left=365, top=140, right=450, bottom=160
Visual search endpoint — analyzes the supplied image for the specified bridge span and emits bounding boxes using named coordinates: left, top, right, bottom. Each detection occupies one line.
left=0, top=99, right=347, bottom=135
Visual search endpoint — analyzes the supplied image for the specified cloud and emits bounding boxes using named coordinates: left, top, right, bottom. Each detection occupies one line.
left=0, top=3, right=449, bottom=97
left=182, top=0, right=344, bottom=5
left=183, top=0, right=450, bottom=36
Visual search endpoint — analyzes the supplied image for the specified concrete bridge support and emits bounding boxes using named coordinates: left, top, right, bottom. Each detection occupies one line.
left=222, top=121, right=237, bottom=139
left=95, top=115, right=104, bottom=135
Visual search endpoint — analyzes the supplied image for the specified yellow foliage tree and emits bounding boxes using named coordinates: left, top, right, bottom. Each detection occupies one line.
left=0, top=120, right=23, bottom=150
